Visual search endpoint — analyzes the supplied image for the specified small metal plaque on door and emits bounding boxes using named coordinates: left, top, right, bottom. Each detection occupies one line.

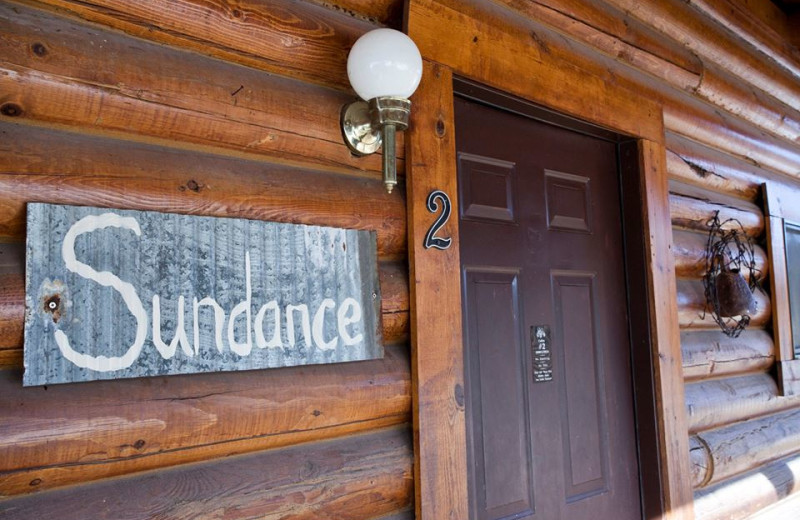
left=532, top=325, right=553, bottom=382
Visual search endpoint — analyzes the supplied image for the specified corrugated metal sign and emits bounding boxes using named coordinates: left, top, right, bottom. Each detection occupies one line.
left=23, top=203, right=382, bottom=386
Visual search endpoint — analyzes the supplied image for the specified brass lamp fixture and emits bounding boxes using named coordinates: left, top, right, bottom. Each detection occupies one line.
left=341, top=29, right=423, bottom=193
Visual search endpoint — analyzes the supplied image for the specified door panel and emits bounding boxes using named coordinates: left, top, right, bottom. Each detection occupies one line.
left=463, top=269, right=534, bottom=519
left=456, top=94, right=641, bottom=520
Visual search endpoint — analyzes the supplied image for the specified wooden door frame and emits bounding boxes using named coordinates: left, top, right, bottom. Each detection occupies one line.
left=404, top=1, right=693, bottom=519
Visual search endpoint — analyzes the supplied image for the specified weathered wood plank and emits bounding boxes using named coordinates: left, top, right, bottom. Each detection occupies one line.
left=681, top=329, right=774, bottom=380
left=0, top=345, right=410, bottom=496
left=22, top=0, right=373, bottom=91
left=0, top=426, right=413, bottom=520
left=407, top=0, right=664, bottom=143
left=636, top=140, right=695, bottom=518
left=405, top=61, right=469, bottom=520
left=692, top=408, right=800, bottom=488
left=677, top=279, right=770, bottom=329
left=0, top=260, right=409, bottom=369
left=672, top=229, right=768, bottom=280
left=694, top=452, right=800, bottom=520
left=0, top=121, right=406, bottom=258
left=23, top=203, right=382, bottom=386
left=686, top=373, right=800, bottom=433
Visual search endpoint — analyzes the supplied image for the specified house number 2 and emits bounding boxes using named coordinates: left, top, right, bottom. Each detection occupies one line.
left=424, top=190, right=452, bottom=250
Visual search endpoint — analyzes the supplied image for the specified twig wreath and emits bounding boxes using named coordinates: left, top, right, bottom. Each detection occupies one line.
left=702, top=211, right=762, bottom=338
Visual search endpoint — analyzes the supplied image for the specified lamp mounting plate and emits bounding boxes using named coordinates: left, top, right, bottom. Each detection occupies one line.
left=341, top=100, right=382, bottom=156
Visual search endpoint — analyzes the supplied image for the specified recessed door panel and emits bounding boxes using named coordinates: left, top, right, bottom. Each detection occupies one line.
left=463, top=269, right=534, bottom=520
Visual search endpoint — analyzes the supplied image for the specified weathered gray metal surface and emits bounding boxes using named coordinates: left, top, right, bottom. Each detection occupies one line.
left=24, top=203, right=382, bottom=386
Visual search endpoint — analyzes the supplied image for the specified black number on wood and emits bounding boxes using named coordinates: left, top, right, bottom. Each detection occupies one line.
left=424, top=190, right=453, bottom=250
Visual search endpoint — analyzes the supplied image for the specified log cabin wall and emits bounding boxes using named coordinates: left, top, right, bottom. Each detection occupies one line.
left=0, top=0, right=414, bottom=518
left=2, top=1, right=800, bottom=519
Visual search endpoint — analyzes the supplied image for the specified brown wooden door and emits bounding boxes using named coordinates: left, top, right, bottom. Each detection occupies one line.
left=456, top=94, right=642, bottom=520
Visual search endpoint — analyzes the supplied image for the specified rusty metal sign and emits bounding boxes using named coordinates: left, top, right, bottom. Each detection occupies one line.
left=23, top=203, right=382, bottom=386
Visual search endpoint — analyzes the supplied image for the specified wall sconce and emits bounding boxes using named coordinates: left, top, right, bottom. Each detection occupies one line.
left=341, top=28, right=423, bottom=193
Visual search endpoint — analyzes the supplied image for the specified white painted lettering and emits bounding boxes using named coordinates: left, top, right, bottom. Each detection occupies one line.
left=55, top=213, right=148, bottom=371
left=312, top=298, right=338, bottom=351
left=254, top=300, right=282, bottom=349
left=152, top=295, right=192, bottom=359
left=337, top=297, right=363, bottom=346
left=227, top=252, right=253, bottom=356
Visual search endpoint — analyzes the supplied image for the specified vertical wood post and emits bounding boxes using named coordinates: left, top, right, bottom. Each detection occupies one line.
left=406, top=60, right=469, bottom=519
left=639, top=139, right=695, bottom=519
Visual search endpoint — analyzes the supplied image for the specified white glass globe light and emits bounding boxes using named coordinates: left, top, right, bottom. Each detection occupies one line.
left=347, top=28, right=423, bottom=101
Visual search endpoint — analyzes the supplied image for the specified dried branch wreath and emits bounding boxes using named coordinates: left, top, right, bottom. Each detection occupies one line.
left=702, top=211, right=762, bottom=338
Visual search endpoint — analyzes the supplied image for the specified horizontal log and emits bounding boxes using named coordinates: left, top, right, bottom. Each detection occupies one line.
left=669, top=186, right=764, bottom=237
left=0, top=260, right=409, bottom=367
left=672, top=229, right=768, bottom=280
left=694, top=452, right=800, bottom=520
left=687, top=0, right=800, bottom=84
left=692, top=407, right=800, bottom=488
left=0, top=121, right=406, bottom=257
left=0, top=426, right=413, bottom=520
left=747, top=492, right=800, bottom=520
left=696, top=62, right=800, bottom=145
left=0, top=2, right=389, bottom=177
left=498, top=1, right=800, bottom=146
left=686, top=373, right=800, bottom=433
left=306, top=0, right=403, bottom=25
left=496, top=0, right=702, bottom=90
left=0, top=273, right=22, bottom=351
left=603, top=0, right=800, bottom=112
left=690, top=435, right=712, bottom=488
left=676, top=279, right=770, bottom=330
left=665, top=133, right=766, bottom=202
left=0, top=345, right=411, bottom=496
left=682, top=329, right=775, bottom=380
left=24, top=0, right=373, bottom=92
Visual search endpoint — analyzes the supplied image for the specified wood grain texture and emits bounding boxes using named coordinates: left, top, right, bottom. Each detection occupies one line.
left=692, top=408, right=800, bottom=488
left=405, top=61, right=469, bottom=520
left=407, top=0, right=664, bottom=143
left=637, top=140, right=695, bottom=518
left=0, top=2, right=387, bottom=177
left=24, top=0, right=374, bottom=91
left=0, top=426, right=413, bottom=520
left=696, top=62, right=800, bottom=145
left=495, top=0, right=703, bottom=90
left=685, top=373, right=800, bottom=433
left=694, top=452, right=800, bottom=520
left=672, top=229, right=768, bottom=280
left=0, top=121, right=406, bottom=258
left=686, top=0, right=800, bottom=83
left=764, top=214, right=796, bottom=397
left=0, top=344, right=410, bottom=496
left=677, top=279, right=770, bottom=329
left=665, top=134, right=765, bottom=202
left=306, top=0, right=403, bottom=25
left=681, top=329, right=774, bottom=380
left=603, top=0, right=800, bottom=113
left=496, top=0, right=800, bottom=147
left=669, top=182, right=765, bottom=237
